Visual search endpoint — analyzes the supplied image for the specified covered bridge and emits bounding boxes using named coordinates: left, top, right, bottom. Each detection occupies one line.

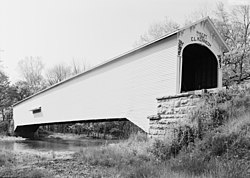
left=13, top=17, right=229, bottom=136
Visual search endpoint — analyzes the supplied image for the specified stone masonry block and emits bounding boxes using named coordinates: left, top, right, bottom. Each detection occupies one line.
left=149, top=93, right=203, bottom=138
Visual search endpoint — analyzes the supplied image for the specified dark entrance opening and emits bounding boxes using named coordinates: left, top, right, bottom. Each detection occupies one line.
left=181, top=44, right=218, bottom=92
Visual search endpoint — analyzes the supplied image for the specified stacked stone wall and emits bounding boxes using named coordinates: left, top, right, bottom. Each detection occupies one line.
left=148, top=93, right=201, bottom=139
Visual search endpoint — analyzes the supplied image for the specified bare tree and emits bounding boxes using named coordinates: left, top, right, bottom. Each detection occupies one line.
left=46, top=58, right=89, bottom=86
left=71, top=58, right=89, bottom=76
left=214, top=3, right=250, bottom=85
left=0, top=49, right=4, bottom=70
left=17, top=56, right=45, bottom=93
left=134, top=17, right=179, bottom=47
left=184, top=6, right=211, bottom=25
left=46, top=63, right=71, bottom=86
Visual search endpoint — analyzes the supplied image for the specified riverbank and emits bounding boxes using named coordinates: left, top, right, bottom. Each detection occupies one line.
left=0, top=139, right=112, bottom=178
left=0, top=133, right=123, bottom=177
left=0, top=135, right=26, bottom=141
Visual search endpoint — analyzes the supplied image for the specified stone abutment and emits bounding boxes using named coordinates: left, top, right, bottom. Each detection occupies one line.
left=148, top=93, right=201, bottom=139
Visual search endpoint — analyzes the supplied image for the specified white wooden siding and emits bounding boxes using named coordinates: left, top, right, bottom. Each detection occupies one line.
left=13, top=35, right=177, bottom=132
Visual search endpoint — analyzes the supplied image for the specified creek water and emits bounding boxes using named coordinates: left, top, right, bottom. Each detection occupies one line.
left=0, top=136, right=119, bottom=153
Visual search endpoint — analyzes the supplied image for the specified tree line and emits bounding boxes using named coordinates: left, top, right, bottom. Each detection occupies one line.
left=42, top=120, right=143, bottom=139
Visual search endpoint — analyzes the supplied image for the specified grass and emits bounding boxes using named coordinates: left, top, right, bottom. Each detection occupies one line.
left=0, top=150, right=53, bottom=178
left=74, top=132, right=152, bottom=167
left=74, top=86, right=250, bottom=178
left=0, top=167, right=53, bottom=178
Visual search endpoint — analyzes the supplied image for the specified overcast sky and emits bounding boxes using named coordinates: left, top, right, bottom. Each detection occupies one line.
left=0, top=0, right=233, bottom=82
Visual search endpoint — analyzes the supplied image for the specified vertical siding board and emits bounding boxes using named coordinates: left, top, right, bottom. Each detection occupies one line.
left=13, top=35, right=177, bottom=132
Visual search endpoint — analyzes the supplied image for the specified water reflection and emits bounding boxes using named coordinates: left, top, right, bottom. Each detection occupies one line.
left=0, top=137, right=118, bottom=153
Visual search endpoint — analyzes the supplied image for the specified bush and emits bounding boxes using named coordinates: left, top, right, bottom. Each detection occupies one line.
left=170, top=151, right=211, bottom=176
left=118, top=162, right=161, bottom=178
left=75, top=133, right=152, bottom=168
left=127, top=132, right=148, bottom=143
left=176, top=125, right=197, bottom=148
left=149, top=138, right=184, bottom=161
left=0, top=121, right=9, bottom=135
left=217, top=159, right=250, bottom=178
left=149, top=139, right=172, bottom=160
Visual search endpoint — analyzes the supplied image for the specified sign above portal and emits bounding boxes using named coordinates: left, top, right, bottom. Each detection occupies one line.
left=191, top=31, right=211, bottom=47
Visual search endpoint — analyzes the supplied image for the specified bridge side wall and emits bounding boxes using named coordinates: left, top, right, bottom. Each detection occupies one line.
left=13, top=35, right=178, bottom=132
